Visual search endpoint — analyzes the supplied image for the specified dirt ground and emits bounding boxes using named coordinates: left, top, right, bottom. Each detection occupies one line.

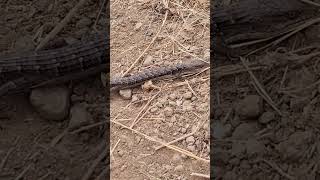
left=110, top=0, right=210, bottom=179
left=0, top=0, right=107, bottom=179
left=212, top=0, right=320, bottom=180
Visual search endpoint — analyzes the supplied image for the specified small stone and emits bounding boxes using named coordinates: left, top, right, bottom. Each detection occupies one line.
left=186, top=136, right=195, bottom=144
left=182, top=100, right=193, bottom=111
left=187, top=145, right=195, bottom=151
left=149, top=107, right=158, bottom=113
left=212, top=121, right=232, bottom=139
left=143, top=55, right=154, bottom=66
left=68, top=103, right=93, bottom=130
left=174, top=165, right=184, bottom=172
left=131, top=94, right=140, bottom=102
left=30, top=86, right=70, bottom=121
left=134, top=22, right=143, bottom=30
left=232, top=123, right=258, bottom=140
left=168, top=101, right=176, bottom=106
left=246, top=138, right=265, bottom=157
left=172, top=154, right=182, bottom=162
left=176, top=100, right=183, bottom=106
left=163, top=107, right=174, bottom=117
left=117, top=149, right=124, bottom=157
left=229, top=157, right=240, bottom=166
left=235, top=95, right=263, bottom=119
left=259, top=111, right=275, bottom=124
left=231, top=142, right=246, bottom=157
left=169, top=93, right=177, bottom=100
left=180, top=128, right=187, bottom=134
left=183, top=92, right=193, bottom=99
left=119, top=89, right=132, bottom=100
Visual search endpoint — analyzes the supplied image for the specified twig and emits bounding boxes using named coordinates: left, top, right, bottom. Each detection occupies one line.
left=190, top=172, right=210, bottom=179
left=0, top=148, right=14, bottom=172
left=300, top=0, right=320, bottom=7
left=130, top=89, right=162, bottom=128
left=239, top=57, right=282, bottom=116
left=36, top=0, right=90, bottom=50
left=111, top=120, right=209, bottom=163
left=14, top=163, right=33, bottom=180
left=261, top=159, right=295, bottom=180
left=81, top=145, right=107, bottom=180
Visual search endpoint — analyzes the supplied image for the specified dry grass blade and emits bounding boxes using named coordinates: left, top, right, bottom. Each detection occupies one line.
left=239, top=57, right=282, bottom=116
left=111, top=120, right=209, bottom=163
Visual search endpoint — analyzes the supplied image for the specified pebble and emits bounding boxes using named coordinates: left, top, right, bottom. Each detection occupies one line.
left=232, top=123, right=258, bottom=140
left=245, top=138, right=265, bottom=156
left=180, top=128, right=187, bottom=134
left=186, top=145, right=195, bottom=151
left=134, top=22, right=143, bottom=30
left=68, top=103, right=93, bottom=130
left=131, top=94, right=140, bottom=102
left=259, top=111, right=275, bottom=124
left=169, top=93, right=177, bottom=100
left=186, top=136, right=195, bottom=144
left=149, top=107, right=158, bottom=113
left=30, top=86, right=70, bottom=121
left=172, top=154, right=182, bottom=163
left=182, top=100, right=193, bottom=111
left=143, top=55, right=154, bottom=66
left=235, top=95, right=263, bottom=119
left=174, top=165, right=184, bottom=172
left=168, top=100, right=176, bottom=106
left=212, top=121, right=232, bottom=139
left=119, top=89, right=132, bottom=100
left=183, top=92, right=193, bottom=99
left=163, top=107, right=174, bottom=117
left=231, top=142, right=246, bottom=157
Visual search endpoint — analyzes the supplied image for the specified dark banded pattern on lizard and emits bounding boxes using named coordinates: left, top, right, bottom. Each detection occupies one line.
left=0, top=32, right=108, bottom=96
left=110, top=60, right=209, bottom=91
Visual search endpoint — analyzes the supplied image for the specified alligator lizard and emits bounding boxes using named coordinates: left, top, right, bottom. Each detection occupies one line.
left=0, top=32, right=209, bottom=96
left=0, top=32, right=108, bottom=96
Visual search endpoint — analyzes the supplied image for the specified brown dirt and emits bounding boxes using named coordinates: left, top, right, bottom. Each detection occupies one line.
left=110, top=0, right=210, bottom=179
left=212, top=0, right=320, bottom=179
left=0, top=0, right=107, bottom=179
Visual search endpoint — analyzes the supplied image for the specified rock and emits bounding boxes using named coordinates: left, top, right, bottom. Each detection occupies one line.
left=235, top=95, right=263, bottom=119
left=174, top=165, right=184, bottom=172
left=131, top=94, right=140, bottom=102
left=30, top=86, right=70, bottom=121
left=212, top=121, right=232, bottom=139
left=231, top=142, right=246, bottom=157
left=232, top=123, right=258, bottom=140
left=163, top=107, right=174, bottom=117
left=183, top=92, right=193, bottom=99
left=182, top=100, right=193, bottom=111
left=149, top=107, right=158, bottom=113
left=134, top=22, right=143, bottom=30
left=143, top=55, right=154, bottom=66
left=186, top=136, right=195, bottom=144
left=259, top=111, right=275, bottom=124
left=172, top=154, right=182, bottom=163
left=119, top=89, right=132, bottom=100
left=186, top=145, right=195, bottom=151
left=68, top=103, right=93, bottom=130
left=245, top=138, right=265, bottom=157
left=169, top=93, right=177, bottom=100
